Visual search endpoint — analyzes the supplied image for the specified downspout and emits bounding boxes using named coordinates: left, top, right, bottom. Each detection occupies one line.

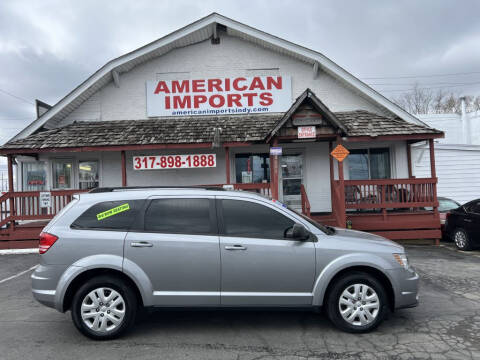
left=460, top=97, right=471, bottom=144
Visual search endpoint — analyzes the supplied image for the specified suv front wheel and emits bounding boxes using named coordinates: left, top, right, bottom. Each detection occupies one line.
left=71, top=275, right=137, bottom=340
left=326, top=272, right=388, bottom=333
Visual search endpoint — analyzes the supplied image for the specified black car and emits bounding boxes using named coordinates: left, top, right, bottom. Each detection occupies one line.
left=445, top=199, right=480, bottom=250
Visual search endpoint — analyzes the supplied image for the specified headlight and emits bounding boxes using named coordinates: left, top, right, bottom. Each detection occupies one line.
left=393, top=253, right=409, bottom=270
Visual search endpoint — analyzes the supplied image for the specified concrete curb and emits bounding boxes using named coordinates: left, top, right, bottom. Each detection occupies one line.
left=0, top=249, right=38, bottom=255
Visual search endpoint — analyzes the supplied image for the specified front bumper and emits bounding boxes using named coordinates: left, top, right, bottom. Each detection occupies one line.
left=387, top=267, right=419, bottom=309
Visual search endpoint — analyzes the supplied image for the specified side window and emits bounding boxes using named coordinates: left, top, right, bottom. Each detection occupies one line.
left=221, top=199, right=295, bottom=239
left=144, top=198, right=213, bottom=234
left=469, top=202, right=480, bottom=214
left=71, top=200, right=143, bottom=230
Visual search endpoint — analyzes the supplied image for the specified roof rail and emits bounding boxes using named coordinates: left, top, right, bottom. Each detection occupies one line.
left=88, top=186, right=226, bottom=193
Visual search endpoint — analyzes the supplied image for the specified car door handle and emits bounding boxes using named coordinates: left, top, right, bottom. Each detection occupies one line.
left=131, top=241, right=153, bottom=248
left=225, top=245, right=247, bottom=250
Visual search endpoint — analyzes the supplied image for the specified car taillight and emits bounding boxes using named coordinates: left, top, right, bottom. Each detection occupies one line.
left=39, top=232, right=58, bottom=254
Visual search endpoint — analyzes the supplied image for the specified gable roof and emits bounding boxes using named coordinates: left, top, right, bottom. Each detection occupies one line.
left=10, top=12, right=427, bottom=143
left=267, top=89, right=348, bottom=142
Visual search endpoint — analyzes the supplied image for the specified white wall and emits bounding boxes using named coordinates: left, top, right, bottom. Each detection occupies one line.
left=412, top=144, right=480, bottom=204
left=418, top=113, right=480, bottom=145
left=58, top=34, right=389, bottom=127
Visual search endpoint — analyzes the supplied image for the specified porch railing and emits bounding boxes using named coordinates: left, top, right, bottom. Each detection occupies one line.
left=340, top=178, right=438, bottom=210
left=300, top=184, right=311, bottom=217
left=0, top=190, right=87, bottom=229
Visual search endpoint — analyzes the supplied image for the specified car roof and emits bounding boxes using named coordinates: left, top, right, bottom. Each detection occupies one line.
left=76, top=188, right=269, bottom=203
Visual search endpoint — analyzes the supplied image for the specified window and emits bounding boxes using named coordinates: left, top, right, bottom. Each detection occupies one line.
left=438, top=198, right=460, bottom=212
left=22, top=162, right=46, bottom=191
left=348, top=148, right=390, bottom=180
left=71, top=200, right=143, bottom=230
left=221, top=199, right=294, bottom=239
left=53, top=159, right=73, bottom=189
left=144, top=198, right=213, bottom=234
left=466, top=201, right=480, bottom=214
left=79, top=161, right=99, bottom=190
left=235, top=154, right=270, bottom=184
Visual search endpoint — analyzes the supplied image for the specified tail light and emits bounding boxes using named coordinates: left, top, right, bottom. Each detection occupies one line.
left=39, top=232, right=58, bottom=254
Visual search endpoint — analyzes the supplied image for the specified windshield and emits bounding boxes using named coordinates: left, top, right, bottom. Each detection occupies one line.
left=438, top=199, right=460, bottom=212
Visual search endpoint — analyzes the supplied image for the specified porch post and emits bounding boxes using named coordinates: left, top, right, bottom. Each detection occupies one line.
left=428, top=139, right=436, bottom=178
left=7, top=154, right=15, bottom=230
left=336, top=137, right=347, bottom=228
left=270, top=138, right=279, bottom=200
left=225, top=146, right=230, bottom=184
left=406, top=142, right=413, bottom=178
left=429, top=138, right=440, bottom=245
left=121, top=151, right=127, bottom=187
left=329, top=141, right=335, bottom=210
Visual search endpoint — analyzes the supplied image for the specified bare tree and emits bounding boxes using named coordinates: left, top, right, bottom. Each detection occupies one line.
left=392, top=86, right=480, bottom=114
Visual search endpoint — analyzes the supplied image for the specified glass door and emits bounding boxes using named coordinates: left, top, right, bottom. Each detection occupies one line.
left=280, top=154, right=303, bottom=210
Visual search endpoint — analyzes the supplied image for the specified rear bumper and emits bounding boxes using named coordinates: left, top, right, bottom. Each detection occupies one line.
left=387, top=267, right=419, bottom=310
left=31, top=264, right=67, bottom=310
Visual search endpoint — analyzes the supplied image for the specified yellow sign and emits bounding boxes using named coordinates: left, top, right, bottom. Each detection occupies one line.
left=97, top=203, right=130, bottom=221
left=330, top=144, right=350, bottom=162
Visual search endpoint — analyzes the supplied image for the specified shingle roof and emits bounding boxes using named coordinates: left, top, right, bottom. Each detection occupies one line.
left=1, top=111, right=442, bottom=151
left=335, top=110, right=443, bottom=137
left=1, top=115, right=282, bottom=150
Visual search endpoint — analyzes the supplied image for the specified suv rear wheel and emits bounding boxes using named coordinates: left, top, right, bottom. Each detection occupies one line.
left=71, top=275, right=137, bottom=340
left=326, top=272, right=388, bottom=333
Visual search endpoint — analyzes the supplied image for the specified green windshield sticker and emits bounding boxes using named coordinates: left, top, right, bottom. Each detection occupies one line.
left=97, top=203, right=130, bottom=220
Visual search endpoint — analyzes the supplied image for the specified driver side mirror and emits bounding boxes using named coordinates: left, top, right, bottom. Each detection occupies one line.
left=286, top=223, right=310, bottom=241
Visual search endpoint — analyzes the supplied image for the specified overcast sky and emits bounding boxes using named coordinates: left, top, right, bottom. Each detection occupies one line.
left=1, top=0, right=480, bottom=159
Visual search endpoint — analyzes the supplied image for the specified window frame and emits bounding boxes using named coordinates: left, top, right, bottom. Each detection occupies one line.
left=70, top=199, right=145, bottom=232
left=216, top=197, right=314, bottom=241
left=347, top=147, right=392, bottom=180
left=138, top=196, right=218, bottom=236
left=234, top=152, right=271, bottom=184
left=78, top=160, right=100, bottom=190
left=52, top=158, right=75, bottom=190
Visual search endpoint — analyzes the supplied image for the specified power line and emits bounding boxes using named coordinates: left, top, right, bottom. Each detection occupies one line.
left=0, top=89, right=34, bottom=105
left=360, top=70, right=480, bottom=80
left=367, top=81, right=480, bottom=86
left=374, top=81, right=480, bottom=93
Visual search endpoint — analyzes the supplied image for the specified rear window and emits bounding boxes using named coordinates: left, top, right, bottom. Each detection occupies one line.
left=71, top=200, right=144, bottom=230
left=144, top=198, right=213, bottom=234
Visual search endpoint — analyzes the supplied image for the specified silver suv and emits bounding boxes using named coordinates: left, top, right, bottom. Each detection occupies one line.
left=32, top=187, right=419, bottom=339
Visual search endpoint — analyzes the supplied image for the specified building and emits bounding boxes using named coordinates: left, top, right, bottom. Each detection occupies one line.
left=0, top=13, right=443, bottom=249
left=413, top=102, right=480, bottom=204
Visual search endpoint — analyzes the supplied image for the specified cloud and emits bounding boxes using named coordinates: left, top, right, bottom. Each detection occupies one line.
left=1, top=0, right=480, bottom=148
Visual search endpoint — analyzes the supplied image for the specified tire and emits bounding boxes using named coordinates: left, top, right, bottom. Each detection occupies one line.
left=71, top=275, right=137, bottom=340
left=453, top=228, right=472, bottom=251
left=325, top=272, right=388, bottom=333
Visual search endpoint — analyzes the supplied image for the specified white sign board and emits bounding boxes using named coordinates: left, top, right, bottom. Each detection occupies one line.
left=39, top=192, right=51, bottom=208
left=297, top=126, right=317, bottom=139
left=133, top=154, right=216, bottom=170
left=146, top=76, right=292, bottom=117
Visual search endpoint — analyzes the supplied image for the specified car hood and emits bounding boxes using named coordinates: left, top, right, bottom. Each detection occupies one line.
left=332, top=227, right=404, bottom=251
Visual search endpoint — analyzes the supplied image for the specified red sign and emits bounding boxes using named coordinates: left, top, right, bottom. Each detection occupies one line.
left=297, top=126, right=316, bottom=139
left=133, top=154, right=216, bottom=170
left=330, top=144, right=350, bottom=162
left=146, top=76, right=292, bottom=117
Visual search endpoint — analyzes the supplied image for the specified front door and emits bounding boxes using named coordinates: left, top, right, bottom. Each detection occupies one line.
left=218, top=197, right=315, bottom=306
left=124, top=196, right=220, bottom=306
left=280, top=154, right=304, bottom=210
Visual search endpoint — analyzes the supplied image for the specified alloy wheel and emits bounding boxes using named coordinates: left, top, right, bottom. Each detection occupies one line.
left=454, top=230, right=467, bottom=249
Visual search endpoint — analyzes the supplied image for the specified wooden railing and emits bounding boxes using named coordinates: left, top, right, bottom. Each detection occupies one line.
left=340, top=178, right=438, bottom=210
left=0, top=190, right=88, bottom=229
left=300, top=184, right=311, bottom=217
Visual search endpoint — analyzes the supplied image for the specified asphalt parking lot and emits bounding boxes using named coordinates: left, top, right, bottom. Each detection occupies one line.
left=1, top=245, right=479, bottom=360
